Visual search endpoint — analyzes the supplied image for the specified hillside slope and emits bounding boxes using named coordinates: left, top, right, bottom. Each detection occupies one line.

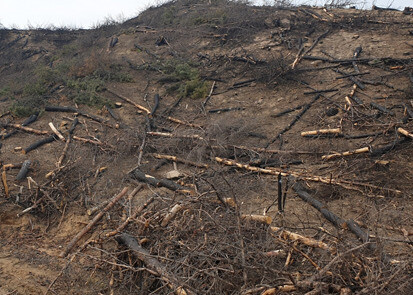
left=0, top=1, right=412, bottom=294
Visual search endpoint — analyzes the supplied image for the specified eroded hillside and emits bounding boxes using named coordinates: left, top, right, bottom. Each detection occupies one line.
left=0, top=1, right=412, bottom=294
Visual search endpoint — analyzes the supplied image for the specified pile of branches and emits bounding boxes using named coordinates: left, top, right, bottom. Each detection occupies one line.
left=58, top=183, right=411, bottom=295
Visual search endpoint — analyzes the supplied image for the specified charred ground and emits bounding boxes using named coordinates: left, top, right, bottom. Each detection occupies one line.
left=0, top=1, right=412, bottom=294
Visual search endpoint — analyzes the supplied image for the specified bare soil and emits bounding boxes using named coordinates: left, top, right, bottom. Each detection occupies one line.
left=0, top=2, right=412, bottom=294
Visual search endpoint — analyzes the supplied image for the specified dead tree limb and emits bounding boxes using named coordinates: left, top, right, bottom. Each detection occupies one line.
left=106, top=196, right=154, bottom=237
left=45, top=105, right=108, bottom=125
left=16, top=160, right=31, bottom=181
left=397, top=127, right=413, bottom=139
left=270, top=226, right=335, bottom=252
left=151, top=153, right=209, bottom=168
left=60, top=187, right=129, bottom=257
left=292, top=29, right=330, bottom=69
left=215, top=157, right=402, bottom=194
left=106, top=88, right=150, bottom=114
left=128, top=168, right=193, bottom=194
left=201, top=81, right=216, bottom=109
left=270, top=104, right=305, bottom=118
left=292, top=181, right=346, bottom=227
left=3, top=123, right=49, bottom=135
left=116, top=233, right=193, bottom=295
left=2, top=113, right=39, bottom=139
left=265, top=94, right=321, bottom=148
left=23, top=135, right=57, bottom=154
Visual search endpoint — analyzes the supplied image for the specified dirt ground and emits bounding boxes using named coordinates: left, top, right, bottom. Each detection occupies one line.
left=0, top=1, right=412, bottom=294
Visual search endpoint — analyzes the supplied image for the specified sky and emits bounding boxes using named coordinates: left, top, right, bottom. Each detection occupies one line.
left=0, top=0, right=411, bottom=29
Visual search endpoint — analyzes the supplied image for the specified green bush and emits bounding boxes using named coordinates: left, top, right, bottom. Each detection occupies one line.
left=162, top=59, right=209, bottom=99
left=10, top=97, right=45, bottom=117
left=66, top=76, right=110, bottom=107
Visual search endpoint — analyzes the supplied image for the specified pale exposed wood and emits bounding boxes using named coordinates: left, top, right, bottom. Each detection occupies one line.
left=397, top=127, right=413, bottom=139
left=241, top=214, right=272, bottom=225
left=106, top=88, right=149, bottom=114
left=271, top=226, right=334, bottom=252
left=48, top=122, right=65, bottom=141
left=161, top=204, right=184, bottom=227
left=215, top=156, right=402, bottom=194
left=1, top=170, right=9, bottom=198
left=301, top=128, right=342, bottom=137
left=4, top=123, right=49, bottom=135
left=322, top=147, right=370, bottom=160
left=165, top=116, right=202, bottom=128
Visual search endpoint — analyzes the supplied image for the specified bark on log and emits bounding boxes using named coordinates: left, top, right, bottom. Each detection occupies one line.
left=60, top=187, right=129, bottom=257
left=16, top=160, right=31, bottom=181
left=23, top=135, right=57, bottom=154
left=116, top=233, right=192, bottom=295
left=271, top=104, right=305, bottom=118
left=265, top=94, right=321, bottom=147
left=292, top=181, right=346, bottom=228
left=150, top=94, right=160, bottom=117
left=370, top=102, right=395, bottom=115
left=2, top=113, right=39, bottom=139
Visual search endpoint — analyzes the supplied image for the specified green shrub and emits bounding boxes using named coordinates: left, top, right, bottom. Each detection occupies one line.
left=66, top=76, right=111, bottom=107
left=10, top=97, right=45, bottom=117
left=181, top=78, right=209, bottom=99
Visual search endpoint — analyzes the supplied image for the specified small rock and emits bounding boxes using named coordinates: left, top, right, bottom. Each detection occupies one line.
left=166, top=170, right=182, bottom=179
left=14, top=146, right=22, bottom=152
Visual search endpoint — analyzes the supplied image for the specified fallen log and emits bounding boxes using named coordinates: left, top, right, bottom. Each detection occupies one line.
left=48, top=122, right=65, bottom=141
left=265, top=94, right=321, bottom=147
left=116, top=233, right=192, bottom=295
left=397, top=127, right=413, bottom=139
left=60, top=187, right=129, bottom=257
left=301, top=128, right=342, bottom=137
left=150, top=94, right=160, bottom=117
left=3, top=123, right=49, bottom=136
left=370, top=102, right=395, bottom=115
left=271, top=104, right=305, bottom=118
left=23, top=135, right=57, bottom=154
left=45, top=105, right=108, bottom=125
left=1, top=170, right=9, bottom=198
left=292, top=181, right=346, bottom=228
left=270, top=226, right=335, bottom=252
left=128, top=168, right=193, bottom=194
left=151, top=153, right=209, bottom=168
left=16, top=160, right=31, bottom=181
left=2, top=113, right=39, bottom=139
left=215, top=157, right=401, bottom=193
left=322, top=147, right=370, bottom=160
left=106, top=88, right=150, bottom=114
